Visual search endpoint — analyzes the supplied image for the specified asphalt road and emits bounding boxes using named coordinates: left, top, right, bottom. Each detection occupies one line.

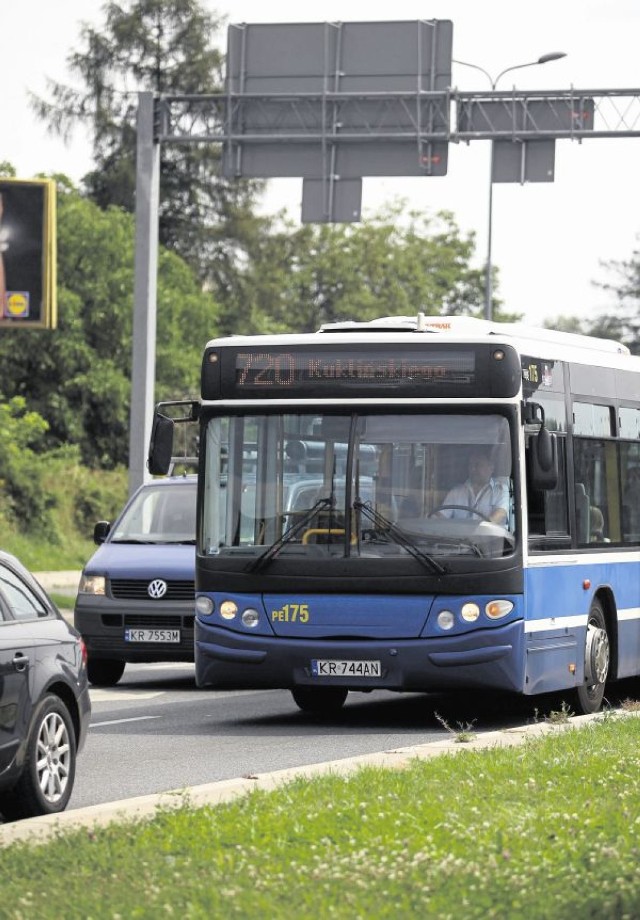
left=47, top=596, right=622, bottom=814
left=68, top=661, right=557, bottom=812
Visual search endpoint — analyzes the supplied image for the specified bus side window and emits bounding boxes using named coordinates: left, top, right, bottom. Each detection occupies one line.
left=574, top=436, right=619, bottom=545
left=574, top=482, right=590, bottom=544
left=620, top=445, right=640, bottom=543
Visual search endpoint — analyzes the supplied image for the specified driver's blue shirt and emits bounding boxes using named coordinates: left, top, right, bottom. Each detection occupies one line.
left=441, top=477, right=509, bottom=522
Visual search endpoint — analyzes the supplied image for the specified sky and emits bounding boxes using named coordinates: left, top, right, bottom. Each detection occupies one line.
left=3, top=0, right=640, bottom=327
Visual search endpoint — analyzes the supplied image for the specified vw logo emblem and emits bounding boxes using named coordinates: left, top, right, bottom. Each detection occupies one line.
left=147, top=579, right=168, bottom=599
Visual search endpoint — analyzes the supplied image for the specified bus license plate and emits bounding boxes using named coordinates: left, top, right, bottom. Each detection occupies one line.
left=124, top=629, right=181, bottom=643
left=312, top=659, right=381, bottom=677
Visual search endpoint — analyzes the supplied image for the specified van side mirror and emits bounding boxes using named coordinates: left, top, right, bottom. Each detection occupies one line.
left=93, top=521, right=111, bottom=545
left=148, top=413, right=174, bottom=476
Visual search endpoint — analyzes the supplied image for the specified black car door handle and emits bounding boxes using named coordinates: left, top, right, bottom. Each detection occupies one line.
left=12, top=653, right=29, bottom=672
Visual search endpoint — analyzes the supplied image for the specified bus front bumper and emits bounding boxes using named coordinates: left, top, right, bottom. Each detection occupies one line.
left=195, top=619, right=526, bottom=695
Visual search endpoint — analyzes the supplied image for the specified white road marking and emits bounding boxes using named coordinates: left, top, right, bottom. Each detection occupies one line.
left=90, top=689, right=166, bottom=702
left=133, top=663, right=194, bottom=670
left=91, top=715, right=162, bottom=728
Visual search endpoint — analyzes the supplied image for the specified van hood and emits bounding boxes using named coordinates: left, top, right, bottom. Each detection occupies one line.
left=82, top=544, right=195, bottom=581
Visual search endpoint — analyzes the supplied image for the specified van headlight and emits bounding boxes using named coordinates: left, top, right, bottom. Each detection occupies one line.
left=78, top=575, right=106, bottom=596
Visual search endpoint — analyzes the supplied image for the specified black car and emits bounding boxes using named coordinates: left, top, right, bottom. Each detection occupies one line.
left=0, top=551, right=91, bottom=821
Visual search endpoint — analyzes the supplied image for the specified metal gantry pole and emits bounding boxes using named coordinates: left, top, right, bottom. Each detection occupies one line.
left=484, top=140, right=495, bottom=320
left=454, top=53, right=567, bottom=320
left=129, top=92, right=160, bottom=496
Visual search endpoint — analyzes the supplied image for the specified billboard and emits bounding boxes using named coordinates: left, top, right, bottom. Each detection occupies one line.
left=0, top=178, right=57, bottom=329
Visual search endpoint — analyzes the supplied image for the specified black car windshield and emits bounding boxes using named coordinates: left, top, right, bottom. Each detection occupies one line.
left=201, top=412, right=515, bottom=561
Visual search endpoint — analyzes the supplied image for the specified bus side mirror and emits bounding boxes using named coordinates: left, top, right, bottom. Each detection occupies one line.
left=148, top=413, right=174, bottom=476
left=524, top=401, right=558, bottom=491
left=529, top=426, right=558, bottom=491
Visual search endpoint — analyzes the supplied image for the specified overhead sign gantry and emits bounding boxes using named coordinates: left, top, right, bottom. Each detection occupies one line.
left=129, top=18, right=640, bottom=493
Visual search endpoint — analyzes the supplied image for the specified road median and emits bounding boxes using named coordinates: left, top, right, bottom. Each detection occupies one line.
left=0, top=709, right=613, bottom=848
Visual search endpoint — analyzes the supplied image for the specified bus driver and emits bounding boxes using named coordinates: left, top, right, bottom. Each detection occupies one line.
left=438, top=447, right=509, bottom=525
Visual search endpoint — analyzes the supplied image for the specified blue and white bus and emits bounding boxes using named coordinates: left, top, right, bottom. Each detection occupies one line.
left=149, top=314, right=640, bottom=714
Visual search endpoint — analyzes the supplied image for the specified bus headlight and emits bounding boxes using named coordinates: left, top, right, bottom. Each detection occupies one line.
left=437, top=610, right=455, bottom=630
left=78, top=575, right=106, bottom=596
left=219, top=600, right=238, bottom=620
left=461, top=603, right=480, bottom=622
left=241, top=608, right=260, bottom=628
left=195, top=596, right=214, bottom=616
left=486, top=600, right=514, bottom=620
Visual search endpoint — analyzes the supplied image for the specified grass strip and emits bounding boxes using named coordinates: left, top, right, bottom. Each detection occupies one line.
left=1, top=713, right=639, bottom=919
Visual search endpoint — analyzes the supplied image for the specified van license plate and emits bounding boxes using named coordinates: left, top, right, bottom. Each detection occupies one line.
left=311, top=659, right=381, bottom=677
left=124, top=629, right=181, bottom=643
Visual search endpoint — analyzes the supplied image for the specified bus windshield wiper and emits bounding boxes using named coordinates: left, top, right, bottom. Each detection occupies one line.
left=353, top=500, right=447, bottom=575
left=426, top=536, right=483, bottom=557
left=246, top=497, right=333, bottom=573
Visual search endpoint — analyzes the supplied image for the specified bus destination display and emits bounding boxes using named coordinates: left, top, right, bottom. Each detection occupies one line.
left=232, top=348, right=475, bottom=394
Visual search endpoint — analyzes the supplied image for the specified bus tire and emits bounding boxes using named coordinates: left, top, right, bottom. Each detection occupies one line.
left=291, top=687, right=348, bottom=713
left=87, top=657, right=126, bottom=686
left=576, top=599, right=610, bottom=715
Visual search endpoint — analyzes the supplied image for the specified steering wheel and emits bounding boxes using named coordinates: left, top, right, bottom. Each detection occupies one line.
left=427, top=503, right=493, bottom=523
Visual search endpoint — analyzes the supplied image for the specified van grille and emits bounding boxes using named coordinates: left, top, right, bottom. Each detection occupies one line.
left=109, top=579, right=195, bottom=601
left=99, top=614, right=195, bottom=629
left=123, top=614, right=195, bottom=629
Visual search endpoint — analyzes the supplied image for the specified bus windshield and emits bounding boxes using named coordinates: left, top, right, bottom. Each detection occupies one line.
left=202, top=411, right=515, bottom=561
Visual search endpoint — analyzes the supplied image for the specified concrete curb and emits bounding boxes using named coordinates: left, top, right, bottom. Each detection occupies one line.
left=0, top=709, right=620, bottom=848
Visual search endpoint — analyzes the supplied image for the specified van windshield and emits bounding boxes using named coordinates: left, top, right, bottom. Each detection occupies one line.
left=111, top=483, right=197, bottom=544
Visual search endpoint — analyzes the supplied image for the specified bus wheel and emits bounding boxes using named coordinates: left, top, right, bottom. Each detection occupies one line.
left=576, top=599, right=610, bottom=715
left=291, top=687, right=348, bottom=713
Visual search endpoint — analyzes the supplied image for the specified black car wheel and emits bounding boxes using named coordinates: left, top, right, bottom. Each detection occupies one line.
left=0, top=694, right=77, bottom=820
left=87, top=657, right=126, bottom=686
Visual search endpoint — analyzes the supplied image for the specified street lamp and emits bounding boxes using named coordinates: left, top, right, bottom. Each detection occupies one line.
left=453, top=52, right=567, bottom=321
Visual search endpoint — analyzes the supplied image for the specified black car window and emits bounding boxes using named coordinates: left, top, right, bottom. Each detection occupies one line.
left=0, top=564, right=49, bottom=620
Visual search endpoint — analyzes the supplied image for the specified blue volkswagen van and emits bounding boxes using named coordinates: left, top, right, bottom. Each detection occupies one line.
left=74, top=475, right=196, bottom=686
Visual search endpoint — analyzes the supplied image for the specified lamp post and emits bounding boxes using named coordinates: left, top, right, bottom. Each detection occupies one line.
left=453, top=52, right=567, bottom=321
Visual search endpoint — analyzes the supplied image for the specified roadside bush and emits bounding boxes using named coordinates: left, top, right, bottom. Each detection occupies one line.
left=0, top=397, right=128, bottom=567
left=41, top=453, right=128, bottom=539
left=0, top=397, right=58, bottom=535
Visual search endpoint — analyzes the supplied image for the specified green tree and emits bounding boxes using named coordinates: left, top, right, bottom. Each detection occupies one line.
left=590, top=245, right=640, bottom=354
left=0, top=394, right=128, bottom=549
left=225, top=203, right=510, bottom=335
left=543, top=245, right=640, bottom=354
left=30, top=0, right=267, bottom=291
left=0, top=177, right=218, bottom=468
left=542, top=314, right=589, bottom=334
left=0, top=397, right=60, bottom=533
